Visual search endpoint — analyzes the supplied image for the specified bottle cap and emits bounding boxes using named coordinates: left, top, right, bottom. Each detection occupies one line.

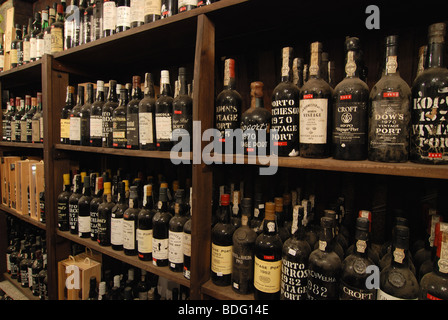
left=265, top=202, right=275, bottom=220
left=221, top=194, right=230, bottom=206
left=104, top=182, right=112, bottom=194
left=385, top=35, right=399, bottom=46
left=250, top=81, right=264, bottom=99
left=63, top=173, right=70, bottom=185
left=345, top=36, right=360, bottom=51
left=274, top=197, right=283, bottom=211
left=68, top=86, right=75, bottom=94
left=428, top=22, right=446, bottom=43
left=356, top=217, right=370, bottom=232
left=241, top=198, right=252, bottom=208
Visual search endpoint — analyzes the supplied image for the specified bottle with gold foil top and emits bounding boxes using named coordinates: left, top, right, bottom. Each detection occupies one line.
left=254, top=202, right=283, bottom=300
left=293, top=58, right=304, bottom=89
left=411, top=23, right=448, bottom=164
left=299, top=42, right=333, bottom=158
left=332, top=37, right=369, bottom=160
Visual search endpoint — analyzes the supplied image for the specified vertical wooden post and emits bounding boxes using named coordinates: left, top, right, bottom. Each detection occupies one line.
left=190, top=13, right=215, bottom=300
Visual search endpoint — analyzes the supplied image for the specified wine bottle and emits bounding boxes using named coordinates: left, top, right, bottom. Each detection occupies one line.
left=161, top=0, right=177, bottom=18
left=250, top=191, right=264, bottom=235
left=82, top=0, right=94, bottom=44
left=50, top=4, right=65, bottom=54
left=57, top=173, right=72, bottom=231
left=144, top=0, right=161, bottom=23
left=81, top=83, right=94, bottom=146
left=182, top=187, right=192, bottom=279
left=130, top=0, right=144, bottom=27
left=102, top=80, right=119, bottom=148
left=137, top=184, right=156, bottom=261
left=112, top=87, right=128, bottom=148
left=18, top=24, right=25, bottom=66
left=22, top=96, right=36, bottom=143
left=231, top=198, right=257, bottom=294
left=116, top=0, right=131, bottom=33
left=123, top=186, right=140, bottom=256
left=215, top=58, right=242, bottom=154
left=293, top=57, right=304, bottom=89
left=36, top=9, right=47, bottom=60
left=10, top=24, right=22, bottom=68
left=254, top=202, right=283, bottom=300
left=74, top=0, right=84, bottom=46
left=139, top=73, right=156, bottom=150
left=90, top=176, right=104, bottom=241
left=178, top=0, right=196, bottom=12
left=125, top=76, right=142, bottom=149
left=97, top=181, right=115, bottom=246
left=103, top=0, right=116, bottom=37
left=78, top=175, right=92, bottom=238
left=172, top=67, right=193, bottom=149
left=377, top=225, right=419, bottom=300
left=61, top=86, right=75, bottom=144
left=19, top=95, right=30, bottom=142
left=332, top=37, right=369, bottom=160
left=307, top=216, right=342, bottom=300
left=155, top=70, right=174, bottom=151
left=411, top=23, right=448, bottom=164
left=169, top=189, right=188, bottom=272
left=240, top=81, right=272, bottom=155
left=23, top=18, right=32, bottom=64
left=31, top=93, right=43, bottom=143
left=299, top=42, right=333, bottom=158
left=111, top=181, right=128, bottom=250
left=230, top=189, right=241, bottom=228
left=91, top=80, right=105, bottom=146
left=281, top=205, right=311, bottom=300
left=3, top=99, right=15, bottom=141
left=69, top=174, right=83, bottom=234
left=13, top=98, right=24, bottom=142
left=369, top=35, right=411, bottom=162
left=152, top=184, right=172, bottom=266
left=275, top=196, right=290, bottom=243
left=70, top=85, right=85, bottom=145
left=271, top=47, right=300, bottom=157
left=339, top=217, right=377, bottom=300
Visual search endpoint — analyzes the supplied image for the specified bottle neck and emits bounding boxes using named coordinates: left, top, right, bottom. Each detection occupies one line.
left=281, top=48, right=293, bottom=83
left=344, top=50, right=362, bottom=78
left=308, top=49, right=322, bottom=79
left=426, top=42, right=445, bottom=69
left=108, top=85, right=118, bottom=102
left=318, top=226, right=335, bottom=252
left=96, top=88, right=105, bottom=102
left=262, top=212, right=278, bottom=235
left=161, top=83, right=172, bottom=97
left=178, top=75, right=188, bottom=96
left=383, top=45, right=399, bottom=76
left=86, top=88, right=94, bottom=103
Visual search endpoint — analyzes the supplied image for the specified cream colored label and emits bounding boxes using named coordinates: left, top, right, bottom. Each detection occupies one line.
left=10, top=49, right=18, bottom=64
left=169, top=230, right=183, bottom=264
left=182, top=232, right=191, bottom=256
left=60, top=119, right=70, bottom=139
left=51, top=28, right=63, bottom=53
left=211, top=243, right=232, bottom=275
left=299, top=98, right=328, bottom=144
left=377, top=289, right=417, bottom=300
left=254, top=257, right=281, bottom=293
left=393, top=248, right=405, bottom=264
left=137, top=229, right=152, bottom=253
left=386, top=56, right=398, bottom=74
left=23, top=42, right=30, bottom=62
left=356, top=239, right=367, bottom=253
left=144, top=0, right=161, bottom=15
left=345, top=51, right=356, bottom=77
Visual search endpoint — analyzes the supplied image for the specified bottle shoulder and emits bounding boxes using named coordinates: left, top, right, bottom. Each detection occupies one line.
left=412, top=67, right=448, bottom=90
left=334, top=77, right=369, bottom=95
left=272, top=81, right=300, bottom=98
left=300, top=78, right=333, bottom=96
left=370, top=74, right=411, bottom=98
left=216, top=89, right=243, bottom=103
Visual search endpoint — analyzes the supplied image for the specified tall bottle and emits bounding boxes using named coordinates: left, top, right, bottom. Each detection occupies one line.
left=211, top=194, right=235, bottom=286
left=103, top=0, right=117, bottom=37
left=169, top=190, right=188, bottom=272
left=31, top=93, right=43, bottom=143
left=172, top=67, right=193, bottom=149
left=90, top=80, right=105, bottom=146
left=155, top=70, right=173, bottom=151
left=240, top=81, right=272, bottom=155
left=10, top=24, right=22, bottom=68
left=139, top=73, right=156, bottom=150
left=369, top=35, right=411, bottom=162
left=144, top=0, right=161, bottom=23
left=152, top=184, right=172, bottom=266
left=57, top=173, right=72, bottom=231
left=80, top=83, right=94, bottom=146
left=13, top=98, right=25, bottom=142
left=30, top=12, right=41, bottom=62
left=112, top=87, right=128, bottom=148
left=254, top=202, right=283, bottom=300
left=97, top=182, right=115, bottom=246
left=102, top=80, right=119, bottom=147
left=123, top=186, right=139, bottom=256
left=281, top=205, right=311, bottom=300
left=271, top=47, right=300, bottom=157
left=69, top=174, right=83, bottom=234
left=299, top=42, right=333, bottom=158
left=332, top=37, right=369, bottom=160
left=137, top=184, right=155, bottom=261
left=115, top=0, right=131, bottom=32
left=3, top=99, right=15, bottom=141
left=231, top=198, right=257, bottom=294
left=111, top=181, right=128, bottom=250
left=130, top=0, right=144, bottom=27
left=61, top=86, right=75, bottom=144
left=93, top=0, right=103, bottom=41
left=78, top=175, right=92, bottom=238
left=411, top=23, right=448, bottom=164
left=83, top=0, right=95, bottom=44
left=90, top=176, right=104, bottom=241
left=215, top=58, right=242, bottom=154
left=161, top=0, right=177, bottom=18
left=307, top=216, right=342, bottom=300
left=70, top=85, right=85, bottom=145
left=36, top=9, right=48, bottom=60
left=51, top=4, right=65, bottom=54
left=377, top=225, right=419, bottom=300
left=22, top=95, right=36, bottom=143
left=126, top=76, right=142, bottom=149
left=182, top=187, right=192, bottom=279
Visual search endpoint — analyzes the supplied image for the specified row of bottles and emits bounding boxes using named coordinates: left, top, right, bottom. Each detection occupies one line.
left=6, top=0, right=219, bottom=69
left=5, top=216, right=48, bottom=300
left=60, top=68, right=192, bottom=151
left=210, top=173, right=448, bottom=300
left=2, top=93, right=44, bottom=143
left=215, top=22, right=448, bottom=164
left=57, top=169, right=193, bottom=279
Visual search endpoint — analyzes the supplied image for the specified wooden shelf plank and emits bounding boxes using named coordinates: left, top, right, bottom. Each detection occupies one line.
left=201, top=280, right=254, bottom=300
left=56, top=230, right=190, bottom=288
left=0, top=141, right=44, bottom=149
left=0, top=204, right=46, bottom=230
left=2, top=273, right=40, bottom=300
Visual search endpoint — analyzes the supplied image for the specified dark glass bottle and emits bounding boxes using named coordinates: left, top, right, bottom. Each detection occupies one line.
left=281, top=205, right=311, bottom=300
left=155, top=70, right=174, bottom=151
left=111, top=181, right=128, bottom=250
left=211, top=194, right=235, bottom=286
left=30, top=12, right=41, bottom=62
left=169, top=190, right=188, bottom=272
left=23, top=18, right=32, bottom=64
left=74, top=0, right=85, bottom=46
left=231, top=198, right=257, bottom=294
left=102, top=80, right=119, bottom=147
left=123, top=186, right=140, bottom=256
left=152, top=184, right=173, bottom=266
left=61, top=86, right=75, bottom=144
left=144, top=0, right=161, bottom=23
left=250, top=192, right=264, bottom=235
left=275, top=196, right=290, bottom=243
left=83, top=0, right=95, bottom=44
left=339, top=217, right=377, bottom=300
left=31, top=249, right=43, bottom=296
left=240, top=81, right=272, bottom=155
left=36, top=9, right=48, bottom=60
left=3, top=99, right=15, bottom=141
left=43, top=5, right=54, bottom=56
left=51, top=4, right=65, bottom=54
left=307, top=216, right=342, bottom=300
left=78, top=175, right=92, bottom=238
left=215, top=58, right=242, bottom=154
left=87, top=276, right=98, bottom=300
left=271, top=47, right=300, bottom=157
left=31, top=93, right=43, bottom=143
left=332, top=37, right=369, bottom=160
left=414, top=212, right=441, bottom=279
left=112, top=87, right=128, bottom=148
left=182, top=187, right=192, bottom=279
left=369, top=35, right=411, bottom=162
left=293, top=57, right=305, bottom=89
left=172, top=67, right=193, bottom=149
left=254, top=202, right=283, bottom=300
left=161, top=0, right=177, bottom=18
left=81, top=83, right=94, bottom=146
left=138, top=73, right=156, bottom=150
left=377, top=225, right=419, bottom=300
left=10, top=24, right=22, bottom=68
left=90, top=80, right=105, bottom=146
left=18, top=24, right=26, bottom=66
left=411, top=23, right=448, bottom=164
left=130, top=0, right=144, bottom=27
left=13, top=98, right=24, bottom=142
left=116, top=0, right=131, bottom=32
left=97, top=182, right=115, bottom=246
left=126, top=76, right=142, bottom=149
left=230, top=190, right=241, bottom=228
left=70, top=85, right=85, bottom=145
left=57, top=173, right=72, bottom=231
left=137, top=184, right=156, bottom=261
left=178, top=0, right=196, bottom=12
left=90, top=176, right=103, bottom=241
left=22, top=96, right=36, bottom=143
left=69, top=174, right=83, bottom=234
left=299, top=42, right=333, bottom=158
left=103, top=0, right=116, bottom=37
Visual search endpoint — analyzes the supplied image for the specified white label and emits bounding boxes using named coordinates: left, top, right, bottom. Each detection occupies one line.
left=169, top=231, right=183, bottom=264
left=103, top=1, right=117, bottom=30
left=122, top=220, right=135, bottom=250
left=44, top=33, right=52, bottom=55
left=36, top=38, right=44, bottom=58
left=156, top=115, right=172, bottom=140
left=110, top=217, right=123, bottom=245
left=152, top=238, right=169, bottom=262
left=116, top=6, right=131, bottom=28
left=30, top=38, right=37, bottom=60
left=377, top=289, right=417, bottom=300
left=144, top=0, right=161, bottom=15
left=139, top=113, right=154, bottom=144
left=182, top=232, right=191, bottom=256
left=137, top=228, right=153, bottom=253
left=69, top=116, right=81, bottom=141
left=299, top=98, right=328, bottom=144
left=90, top=116, right=102, bottom=138
left=178, top=0, right=197, bottom=8
left=65, top=20, right=74, bottom=38
left=130, top=0, right=145, bottom=23
left=23, top=41, right=30, bottom=62
left=78, top=215, right=91, bottom=233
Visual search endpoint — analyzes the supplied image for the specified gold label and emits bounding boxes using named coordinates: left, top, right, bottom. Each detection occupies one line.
left=345, top=51, right=356, bottom=77
left=10, top=49, right=18, bottom=64
left=254, top=257, right=281, bottom=293
left=393, top=247, right=405, bottom=264
left=211, top=244, right=232, bottom=275
left=60, top=119, right=70, bottom=139
left=51, top=27, right=63, bottom=53
left=356, top=239, right=367, bottom=253
left=386, top=56, right=398, bottom=74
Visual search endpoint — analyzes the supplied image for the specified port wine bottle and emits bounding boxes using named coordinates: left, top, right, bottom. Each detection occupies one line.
left=90, top=81, right=105, bottom=146
left=137, top=184, right=155, bottom=261
left=102, top=80, right=119, bottom=148
left=81, top=83, right=94, bottom=146
left=112, top=87, right=128, bottom=148
left=97, top=182, right=115, bottom=246
left=111, top=181, right=128, bottom=250
left=139, top=73, right=156, bottom=150
left=123, top=186, right=140, bottom=256
left=61, top=86, right=75, bottom=144
left=69, top=174, right=83, bottom=234
left=57, top=173, right=72, bottom=231
left=126, top=76, right=142, bottom=149
left=152, top=184, right=172, bottom=266
left=155, top=70, right=173, bottom=151
left=78, top=175, right=92, bottom=238
left=90, top=176, right=104, bottom=241
left=169, top=190, right=188, bottom=272
left=172, top=67, right=193, bottom=149
left=70, top=85, right=85, bottom=145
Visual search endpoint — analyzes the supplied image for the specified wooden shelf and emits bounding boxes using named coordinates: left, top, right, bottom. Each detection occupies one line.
left=56, top=230, right=190, bottom=288
left=1, top=273, right=40, bottom=300
left=0, top=204, right=46, bottom=230
left=0, top=59, right=42, bottom=90
left=0, top=141, right=44, bottom=149
left=201, top=280, right=254, bottom=300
